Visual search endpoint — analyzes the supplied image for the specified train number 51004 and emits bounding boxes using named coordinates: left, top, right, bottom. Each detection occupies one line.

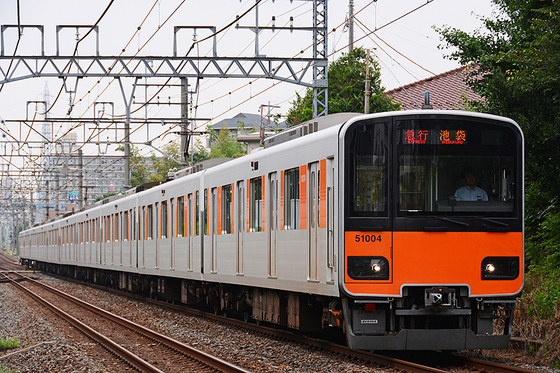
left=354, top=234, right=382, bottom=243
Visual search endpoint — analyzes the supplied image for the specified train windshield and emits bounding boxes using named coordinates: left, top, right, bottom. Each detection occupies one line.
left=397, top=117, right=519, bottom=217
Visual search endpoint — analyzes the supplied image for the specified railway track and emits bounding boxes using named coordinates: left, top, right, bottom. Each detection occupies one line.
left=2, top=271, right=250, bottom=373
left=41, top=273, right=538, bottom=373
left=0, top=252, right=21, bottom=271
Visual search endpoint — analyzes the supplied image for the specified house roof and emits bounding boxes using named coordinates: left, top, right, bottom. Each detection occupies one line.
left=212, top=112, right=286, bottom=131
left=385, top=66, right=481, bottom=110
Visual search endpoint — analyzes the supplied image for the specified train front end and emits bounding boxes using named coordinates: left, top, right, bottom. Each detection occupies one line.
left=339, top=111, right=523, bottom=350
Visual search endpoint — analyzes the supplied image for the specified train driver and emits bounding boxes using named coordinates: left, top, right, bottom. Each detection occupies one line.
left=454, top=170, right=488, bottom=201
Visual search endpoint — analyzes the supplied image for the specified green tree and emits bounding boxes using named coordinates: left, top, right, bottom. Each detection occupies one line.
left=188, top=138, right=211, bottom=164
left=208, top=125, right=247, bottom=158
left=286, top=47, right=399, bottom=125
left=437, top=1, right=560, bottom=269
left=149, top=142, right=181, bottom=182
left=116, top=144, right=150, bottom=187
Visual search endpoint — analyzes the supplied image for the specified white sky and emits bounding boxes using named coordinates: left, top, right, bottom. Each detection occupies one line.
left=0, top=0, right=496, bottom=160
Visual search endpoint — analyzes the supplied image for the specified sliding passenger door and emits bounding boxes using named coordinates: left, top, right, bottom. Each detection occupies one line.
left=326, top=158, right=335, bottom=284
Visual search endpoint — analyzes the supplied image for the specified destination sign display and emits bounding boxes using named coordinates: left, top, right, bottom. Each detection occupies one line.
left=403, top=129, right=467, bottom=145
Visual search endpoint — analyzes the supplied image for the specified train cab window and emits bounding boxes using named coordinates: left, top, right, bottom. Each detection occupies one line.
left=284, top=167, right=300, bottom=229
left=221, top=185, right=232, bottom=234
left=345, top=121, right=388, bottom=217
left=249, top=177, right=263, bottom=232
left=396, top=118, right=518, bottom=216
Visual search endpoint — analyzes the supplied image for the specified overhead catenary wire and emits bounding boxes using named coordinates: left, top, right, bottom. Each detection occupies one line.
left=354, top=17, right=435, bottom=77
left=1, top=0, right=438, bottom=201
left=122, top=0, right=430, bottom=150
left=64, top=0, right=261, bottom=160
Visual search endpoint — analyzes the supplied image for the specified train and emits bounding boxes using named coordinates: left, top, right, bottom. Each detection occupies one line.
left=19, top=110, right=524, bottom=351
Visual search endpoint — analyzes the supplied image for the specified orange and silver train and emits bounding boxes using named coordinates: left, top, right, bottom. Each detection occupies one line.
left=19, top=110, right=524, bottom=350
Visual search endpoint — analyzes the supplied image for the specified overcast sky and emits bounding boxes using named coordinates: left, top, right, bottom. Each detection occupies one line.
left=0, top=0, right=496, bottom=159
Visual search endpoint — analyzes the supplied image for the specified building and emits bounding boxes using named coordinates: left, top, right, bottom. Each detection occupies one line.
left=386, top=65, right=481, bottom=110
left=210, top=112, right=287, bottom=151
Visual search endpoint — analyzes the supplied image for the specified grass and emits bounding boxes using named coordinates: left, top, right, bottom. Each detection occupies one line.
left=0, top=337, right=20, bottom=373
left=0, top=337, right=19, bottom=350
left=511, top=271, right=560, bottom=367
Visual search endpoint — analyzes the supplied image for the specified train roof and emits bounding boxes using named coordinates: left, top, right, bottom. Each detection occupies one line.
left=263, top=112, right=361, bottom=149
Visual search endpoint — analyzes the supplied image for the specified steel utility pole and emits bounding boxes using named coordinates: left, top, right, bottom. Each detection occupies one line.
left=348, top=0, right=354, bottom=53
left=364, top=49, right=371, bottom=114
left=180, top=78, right=189, bottom=168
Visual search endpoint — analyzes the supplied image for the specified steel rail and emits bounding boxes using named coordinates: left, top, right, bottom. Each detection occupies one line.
left=11, top=272, right=251, bottom=373
left=456, top=355, right=537, bottom=373
left=42, top=272, right=536, bottom=373
left=1, top=272, right=164, bottom=373
left=47, top=273, right=448, bottom=373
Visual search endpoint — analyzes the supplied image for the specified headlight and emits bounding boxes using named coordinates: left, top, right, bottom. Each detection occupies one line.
left=348, top=256, right=389, bottom=280
left=481, top=256, right=519, bottom=280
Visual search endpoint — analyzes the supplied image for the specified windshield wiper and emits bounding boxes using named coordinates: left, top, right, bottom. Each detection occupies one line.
left=478, top=217, right=509, bottom=228
left=435, top=216, right=470, bottom=227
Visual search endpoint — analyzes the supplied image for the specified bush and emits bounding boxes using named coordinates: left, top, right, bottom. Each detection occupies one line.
left=513, top=271, right=560, bottom=366
left=530, top=277, right=560, bottom=320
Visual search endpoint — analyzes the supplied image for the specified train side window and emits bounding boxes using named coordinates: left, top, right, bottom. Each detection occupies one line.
left=161, top=200, right=168, bottom=238
left=204, top=189, right=209, bottom=235
left=123, top=211, right=129, bottom=241
left=222, top=184, right=232, bottom=234
left=105, top=217, right=110, bottom=243
left=142, top=206, right=146, bottom=240
left=114, top=213, right=119, bottom=242
left=147, top=205, right=154, bottom=239
left=132, top=209, right=136, bottom=241
left=177, top=196, right=185, bottom=237
left=195, top=191, right=200, bottom=236
left=284, top=167, right=300, bottom=230
left=249, top=177, right=263, bottom=232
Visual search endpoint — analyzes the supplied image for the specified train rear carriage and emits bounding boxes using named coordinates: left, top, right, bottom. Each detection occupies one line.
left=340, top=111, right=523, bottom=350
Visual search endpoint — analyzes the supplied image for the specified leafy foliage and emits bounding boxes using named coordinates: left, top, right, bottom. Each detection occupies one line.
left=437, top=2, right=560, bottom=337
left=149, top=142, right=181, bottom=182
left=116, top=144, right=150, bottom=187
left=207, top=125, right=247, bottom=159
left=189, top=138, right=211, bottom=164
left=286, top=47, right=399, bottom=125
left=437, top=0, right=560, bottom=229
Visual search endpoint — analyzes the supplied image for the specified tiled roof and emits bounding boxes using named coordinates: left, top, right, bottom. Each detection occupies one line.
left=385, top=66, right=481, bottom=110
left=212, top=113, right=263, bottom=129
left=212, top=112, right=287, bottom=130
